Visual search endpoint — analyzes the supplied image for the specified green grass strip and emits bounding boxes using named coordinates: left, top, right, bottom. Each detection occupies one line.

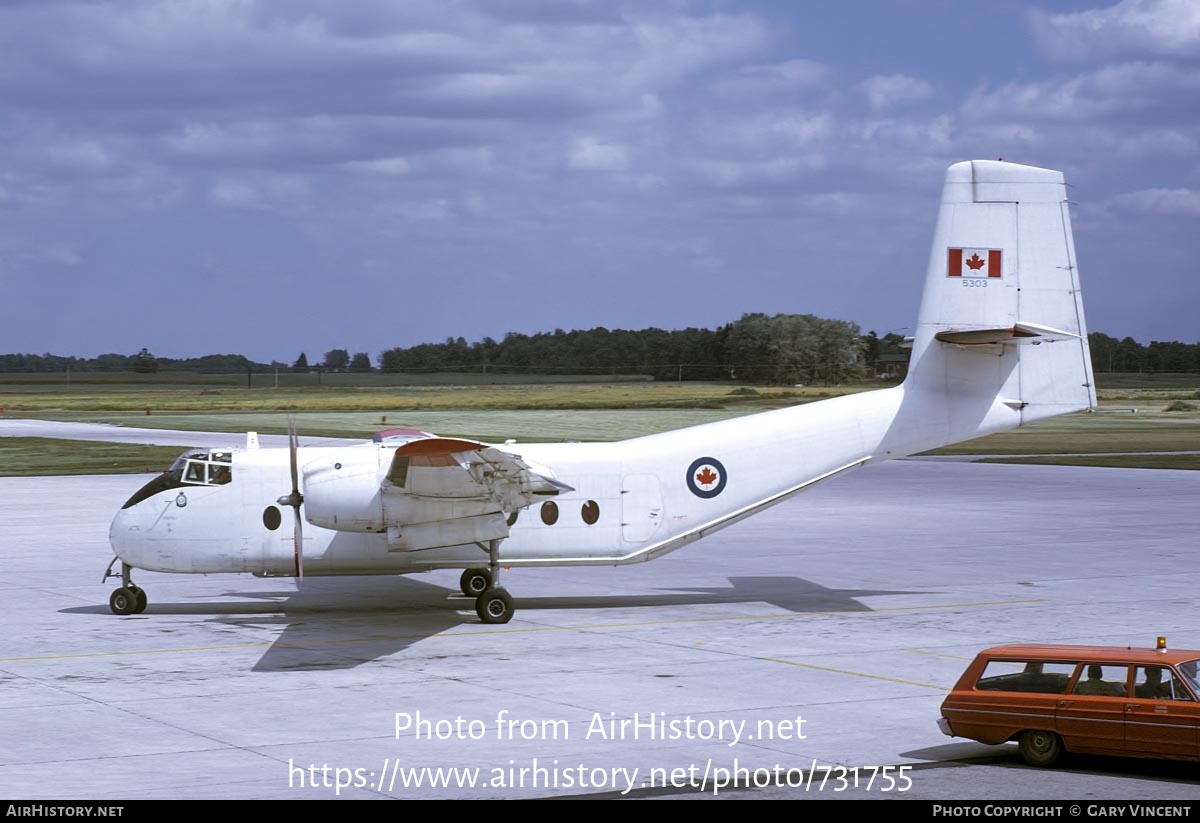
left=0, top=438, right=195, bottom=477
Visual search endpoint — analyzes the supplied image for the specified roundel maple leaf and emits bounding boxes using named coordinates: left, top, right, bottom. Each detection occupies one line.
left=686, top=456, right=727, bottom=499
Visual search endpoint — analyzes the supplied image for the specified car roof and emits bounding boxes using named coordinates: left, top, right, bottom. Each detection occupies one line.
left=977, top=643, right=1200, bottom=665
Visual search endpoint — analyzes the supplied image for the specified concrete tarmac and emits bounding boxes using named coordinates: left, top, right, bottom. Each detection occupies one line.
left=1, top=459, right=1198, bottom=800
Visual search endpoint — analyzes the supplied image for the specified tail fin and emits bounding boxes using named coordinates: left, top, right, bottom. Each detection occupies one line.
left=903, top=160, right=1096, bottom=444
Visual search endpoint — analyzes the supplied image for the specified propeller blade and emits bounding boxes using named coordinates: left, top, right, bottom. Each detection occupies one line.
left=281, top=416, right=304, bottom=586
left=293, top=505, right=304, bottom=585
left=288, top=417, right=299, bottom=497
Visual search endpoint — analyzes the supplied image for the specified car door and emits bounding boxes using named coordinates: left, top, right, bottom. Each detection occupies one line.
left=1055, top=663, right=1130, bottom=755
left=1125, top=665, right=1200, bottom=759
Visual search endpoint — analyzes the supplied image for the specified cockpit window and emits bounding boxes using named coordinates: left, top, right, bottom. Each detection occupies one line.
left=121, top=448, right=233, bottom=509
left=181, top=450, right=233, bottom=486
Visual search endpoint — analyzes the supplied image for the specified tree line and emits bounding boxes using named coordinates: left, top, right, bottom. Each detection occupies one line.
left=1086, top=333, right=1200, bottom=374
left=377, top=313, right=869, bottom=384
left=2, top=323, right=1198, bottom=383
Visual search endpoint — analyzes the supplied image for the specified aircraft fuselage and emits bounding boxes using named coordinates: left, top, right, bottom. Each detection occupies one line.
left=111, top=385, right=929, bottom=577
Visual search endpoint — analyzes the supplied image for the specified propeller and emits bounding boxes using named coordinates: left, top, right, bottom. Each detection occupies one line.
left=275, top=417, right=304, bottom=585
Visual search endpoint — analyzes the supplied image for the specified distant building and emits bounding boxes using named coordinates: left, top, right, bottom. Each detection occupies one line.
left=866, top=354, right=909, bottom=380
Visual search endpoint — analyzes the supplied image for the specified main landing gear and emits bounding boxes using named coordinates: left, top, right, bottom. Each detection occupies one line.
left=459, top=568, right=492, bottom=597
left=464, top=539, right=514, bottom=625
left=103, top=558, right=147, bottom=615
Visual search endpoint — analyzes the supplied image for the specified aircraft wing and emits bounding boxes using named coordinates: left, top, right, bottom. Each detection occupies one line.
left=387, top=437, right=572, bottom=506
left=381, top=437, right=572, bottom=552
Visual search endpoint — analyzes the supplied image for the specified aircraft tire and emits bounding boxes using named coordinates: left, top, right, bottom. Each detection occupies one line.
left=475, top=587, right=513, bottom=625
left=460, top=569, right=492, bottom=598
left=131, top=586, right=148, bottom=614
left=109, top=587, right=137, bottom=616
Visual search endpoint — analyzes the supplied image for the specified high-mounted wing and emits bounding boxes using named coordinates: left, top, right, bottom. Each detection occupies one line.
left=382, top=438, right=571, bottom=552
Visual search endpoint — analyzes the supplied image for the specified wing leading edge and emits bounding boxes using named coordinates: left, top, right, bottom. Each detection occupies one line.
left=383, top=437, right=572, bottom=552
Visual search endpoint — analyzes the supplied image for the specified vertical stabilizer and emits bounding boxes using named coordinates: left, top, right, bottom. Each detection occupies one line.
left=901, top=160, right=1096, bottom=447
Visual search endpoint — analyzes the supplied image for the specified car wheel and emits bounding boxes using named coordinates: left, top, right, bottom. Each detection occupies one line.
left=1018, top=729, right=1062, bottom=767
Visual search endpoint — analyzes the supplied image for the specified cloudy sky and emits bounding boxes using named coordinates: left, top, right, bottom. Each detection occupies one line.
left=1, top=0, right=1197, bottom=364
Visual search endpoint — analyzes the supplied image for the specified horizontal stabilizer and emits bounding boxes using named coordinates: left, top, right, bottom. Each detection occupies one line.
left=935, top=322, right=1081, bottom=347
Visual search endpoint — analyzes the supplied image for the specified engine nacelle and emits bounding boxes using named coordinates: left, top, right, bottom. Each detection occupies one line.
left=302, top=454, right=386, bottom=532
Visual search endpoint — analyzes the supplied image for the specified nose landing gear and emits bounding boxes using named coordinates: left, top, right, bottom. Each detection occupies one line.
left=103, top=558, right=147, bottom=615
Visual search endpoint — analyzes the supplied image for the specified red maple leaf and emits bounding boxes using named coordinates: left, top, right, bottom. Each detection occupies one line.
left=696, top=467, right=718, bottom=486
left=965, top=253, right=986, bottom=270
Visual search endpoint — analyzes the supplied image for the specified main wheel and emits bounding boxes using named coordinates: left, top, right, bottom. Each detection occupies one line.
left=460, top=568, right=492, bottom=597
left=475, top=587, right=514, bottom=625
left=109, top=587, right=137, bottom=616
left=1018, top=729, right=1063, bottom=767
left=130, top=586, right=148, bottom=614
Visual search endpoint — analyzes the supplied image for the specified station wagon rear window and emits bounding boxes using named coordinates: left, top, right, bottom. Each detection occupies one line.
left=974, top=660, right=1075, bottom=694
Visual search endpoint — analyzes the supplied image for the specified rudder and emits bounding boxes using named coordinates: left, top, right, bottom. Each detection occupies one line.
left=904, top=160, right=1096, bottom=440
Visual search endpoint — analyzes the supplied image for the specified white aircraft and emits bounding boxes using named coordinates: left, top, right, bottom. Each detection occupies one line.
left=105, top=159, right=1096, bottom=623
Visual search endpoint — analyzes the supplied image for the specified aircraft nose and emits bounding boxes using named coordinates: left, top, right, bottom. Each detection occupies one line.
left=109, top=506, right=141, bottom=566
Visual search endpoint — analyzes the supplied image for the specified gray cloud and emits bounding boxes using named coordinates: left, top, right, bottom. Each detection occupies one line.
left=962, top=62, right=1200, bottom=125
left=860, top=74, right=934, bottom=110
left=1109, top=187, right=1200, bottom=216
left=0, top=0, right=1197, bottom=360
left=713, top=59, right=830, bottom=98
left=1031, top=0, right=1200, bottom=61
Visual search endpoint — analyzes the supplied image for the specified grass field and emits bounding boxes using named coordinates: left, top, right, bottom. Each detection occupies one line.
left=0, top=438, right=194, bottom=476
left=926, top=403, right=1200, bottom=456
left=1, top=373, right=1197, bottom=475
left=0, top=370, right=656, bottom=391
left=978, top=454, right=1200, bottom=470
left=0, top=381, right=850, bottom=414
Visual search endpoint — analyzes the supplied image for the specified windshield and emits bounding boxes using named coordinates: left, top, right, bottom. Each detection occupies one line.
left=1178, top=659, right=1200, bottom=697
left=121, top=449, right=233, bottom=509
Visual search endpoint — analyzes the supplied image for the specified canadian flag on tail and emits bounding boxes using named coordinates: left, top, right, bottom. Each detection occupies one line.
left=948, top=248, right=1002, bottom=278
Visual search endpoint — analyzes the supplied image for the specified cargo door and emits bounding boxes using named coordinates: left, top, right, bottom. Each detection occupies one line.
left=621, top=474, right=663, bottom=544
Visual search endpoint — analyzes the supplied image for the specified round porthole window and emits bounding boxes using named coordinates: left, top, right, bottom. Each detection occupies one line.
left=540, top=501, right=559, bottom=525
left=263, top=505, right=282, bottom=531
left=581, top=500, right=599, bottom=525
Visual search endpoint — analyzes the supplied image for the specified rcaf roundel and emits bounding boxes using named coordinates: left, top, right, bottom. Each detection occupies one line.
left=686, top=456, right=727, bottom=499
left=948, top=248, right=1002, bottom=278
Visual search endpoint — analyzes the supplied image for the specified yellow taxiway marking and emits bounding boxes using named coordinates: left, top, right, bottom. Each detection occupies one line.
left=758, top=657, right=948, bottom=691
left=0, top=598, right=1043, bottom=664
left=904, top=648, right=977, bottom=662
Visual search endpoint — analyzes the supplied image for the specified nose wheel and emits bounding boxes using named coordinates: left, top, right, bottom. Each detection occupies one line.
left=109, top=586, right=147, bottom=615
left=104, top=559, right=148, bottom=615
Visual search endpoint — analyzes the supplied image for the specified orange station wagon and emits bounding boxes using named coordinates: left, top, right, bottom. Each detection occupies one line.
left=938, top=639, right=1200, bottom=767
